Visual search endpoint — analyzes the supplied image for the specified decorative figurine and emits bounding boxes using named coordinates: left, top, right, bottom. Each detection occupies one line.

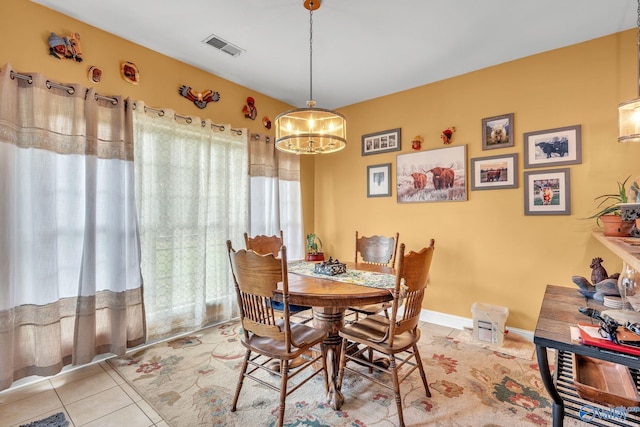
left=411, top=135, right=423, bottom=150
left=121, top=61, right=140, bottom=84
left=571, top=256, right=620, bottom=301
left=242, top=96, right=257, bottom=120
left=262, top=116, right=272, bottom=130
left=87, top=66, right=102, bottom=83
left=48, top=32, right=83, bottom=62
left=590, top=257, right=609, bottom=284
left=441, top=127, right=455, bottom=144
left=178, top=85, right=221, bottom=109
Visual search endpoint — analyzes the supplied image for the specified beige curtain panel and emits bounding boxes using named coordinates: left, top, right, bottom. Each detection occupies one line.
left=0, top=64, right=145, bottom=391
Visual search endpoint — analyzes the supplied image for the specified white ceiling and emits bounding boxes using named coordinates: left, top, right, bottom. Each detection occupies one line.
left=33, top=0, right=637, bottom=110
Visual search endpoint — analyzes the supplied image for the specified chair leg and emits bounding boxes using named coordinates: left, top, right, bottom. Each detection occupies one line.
left=367, top=347, right=374, bottom=373
left=232, top=349, right=250, bottom=412
left=413, top=344, right=431, bottom=397
left=278, top=362, right=289, bottom=427
left=388, top=355, right=405, bottom=427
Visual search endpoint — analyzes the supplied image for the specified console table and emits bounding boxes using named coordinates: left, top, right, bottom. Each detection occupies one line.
left=535, top=285, right=640, bottom=426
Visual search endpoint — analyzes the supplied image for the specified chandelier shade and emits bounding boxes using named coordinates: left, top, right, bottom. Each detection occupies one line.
left=618, top=98, right=640, bottom=143
left=618, top=0, right=640, bottom=143
left=275, top=102, right=347, bottom=154
left=274, top=0, right=347, bottom=155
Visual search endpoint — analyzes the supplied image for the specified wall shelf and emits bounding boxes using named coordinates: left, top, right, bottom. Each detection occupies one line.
left=592, top=232, right=640, bottom=273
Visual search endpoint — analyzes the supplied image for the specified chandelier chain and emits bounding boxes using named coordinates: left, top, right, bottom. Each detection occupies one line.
left=309, top=0, right=314, bottom=102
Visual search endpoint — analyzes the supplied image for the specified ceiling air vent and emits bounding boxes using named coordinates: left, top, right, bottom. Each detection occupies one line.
left=203, top=34, right=243, bottom=57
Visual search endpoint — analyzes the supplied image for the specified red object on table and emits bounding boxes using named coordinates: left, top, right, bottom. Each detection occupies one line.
left=578, top=323, right=640, bottom=357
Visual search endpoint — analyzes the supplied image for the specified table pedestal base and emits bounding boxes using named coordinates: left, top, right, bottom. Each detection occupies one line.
left=313, top=306, right=345, bottom=410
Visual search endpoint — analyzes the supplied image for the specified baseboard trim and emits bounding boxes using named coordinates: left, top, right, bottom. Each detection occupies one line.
left=420, top=308, right=534, bottom=342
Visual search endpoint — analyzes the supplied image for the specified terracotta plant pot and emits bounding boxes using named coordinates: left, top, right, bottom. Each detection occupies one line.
left=306, top=253, right=325, bottom=262
left=600, top=214, right=635, bottom=237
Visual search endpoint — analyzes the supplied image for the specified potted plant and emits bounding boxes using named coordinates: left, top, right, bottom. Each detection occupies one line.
left=306, top=233, right=325, bottom=261
left=587, top=176, right=635, bottom=237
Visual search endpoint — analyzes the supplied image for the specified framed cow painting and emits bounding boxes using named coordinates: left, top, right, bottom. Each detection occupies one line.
left=470, top=153, right=518, bottom=191
left=396, top=145, right=467, bottom=203
left=523, top=124, right=582, bottom=168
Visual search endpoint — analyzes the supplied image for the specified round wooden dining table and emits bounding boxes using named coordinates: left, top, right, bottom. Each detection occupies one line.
left=274, top=262, right=395, bottom=410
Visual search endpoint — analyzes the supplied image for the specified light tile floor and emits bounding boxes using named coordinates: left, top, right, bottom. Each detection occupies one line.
left=0, top=360, right=168, bottom=427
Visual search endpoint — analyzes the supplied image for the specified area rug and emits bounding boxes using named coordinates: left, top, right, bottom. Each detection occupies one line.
left=19, top=412, right=69, bottom=427
left=453, top=327, right=536, bottom=361
left=108, top=321, right=554, bottom=426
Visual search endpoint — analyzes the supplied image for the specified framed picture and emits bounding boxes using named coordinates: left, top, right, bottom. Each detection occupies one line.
left=470, top=153, right=518, bottom=190
left=396, top=145, right=467, bottom=203
left=367, top=163, right=392, bottom=198
left=482, top=113, right=514, bottom=150
left=523, top=124, right=582, bottom=168
left=523, top=168, right=571, bottom=215
left=362, top=128, right=401, bottom=156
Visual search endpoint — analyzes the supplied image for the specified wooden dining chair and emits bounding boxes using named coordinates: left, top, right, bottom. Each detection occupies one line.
left=244, top=231, right=313, bottom=323
left=337, top=239, right=435, bottom=427
left=349, top=231, right=400, bottom=321
left=226, top=240, right=329, bottom=427
left=243, top=230, right=284, bottom=257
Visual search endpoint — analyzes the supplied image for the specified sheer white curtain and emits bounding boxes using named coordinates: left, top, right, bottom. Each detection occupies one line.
left=248, top=133, right=304, bottom=259
left=0, top=64, right=145, bottom=391
left=133, top=102, right=248, bottom=341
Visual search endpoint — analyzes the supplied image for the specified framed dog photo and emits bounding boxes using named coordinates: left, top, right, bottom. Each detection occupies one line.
left=470, top=153, right=518, bottom=191
left=523, top=124, right=582, bottom=168
left=482, top=113, right=514, bottom=150
left=523, top=168, right=571, bottom=215
left=362, top=128, right=401, bottom=156
left=367, top=163, right=392, bottom=198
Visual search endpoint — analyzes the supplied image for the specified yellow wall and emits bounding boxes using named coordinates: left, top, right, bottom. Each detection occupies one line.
left=315, top=30, right=640, bottom=330
left=4, top=1, right=640, bottom=331
left=1, top=0, right=316, bottom=234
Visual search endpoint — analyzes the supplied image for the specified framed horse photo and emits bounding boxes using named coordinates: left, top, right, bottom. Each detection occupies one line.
left=396, top=145, right=467, bottom=203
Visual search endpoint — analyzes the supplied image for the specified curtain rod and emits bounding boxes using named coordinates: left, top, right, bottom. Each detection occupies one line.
left=8, top=70, right=243, bottom=135
left=9, top=70, right=118, bottom=104
left=140, top=104, right=243, bottom=135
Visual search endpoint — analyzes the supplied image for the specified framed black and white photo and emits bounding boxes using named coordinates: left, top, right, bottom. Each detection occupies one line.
left=482, top=113, right=514, bottom=150
left=470, top=153, right=518, bottom=190
left=396, top=145, right=467, bottom=203
left=362, top=128, right=401, bottom=156
left=367, top=163, right=392, bottom=197
left=524, top=168, right=571, bottom=215
left=523, top=124, right=582, bottom=168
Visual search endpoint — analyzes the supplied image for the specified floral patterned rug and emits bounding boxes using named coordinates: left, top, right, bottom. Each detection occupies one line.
left=108, top=321, right=555, bottom=426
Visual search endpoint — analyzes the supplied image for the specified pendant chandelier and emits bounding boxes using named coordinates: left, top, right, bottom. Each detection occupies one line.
left=618, top=0, right=640, bottom=143
left=274, top=0, right=347, bottom=154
